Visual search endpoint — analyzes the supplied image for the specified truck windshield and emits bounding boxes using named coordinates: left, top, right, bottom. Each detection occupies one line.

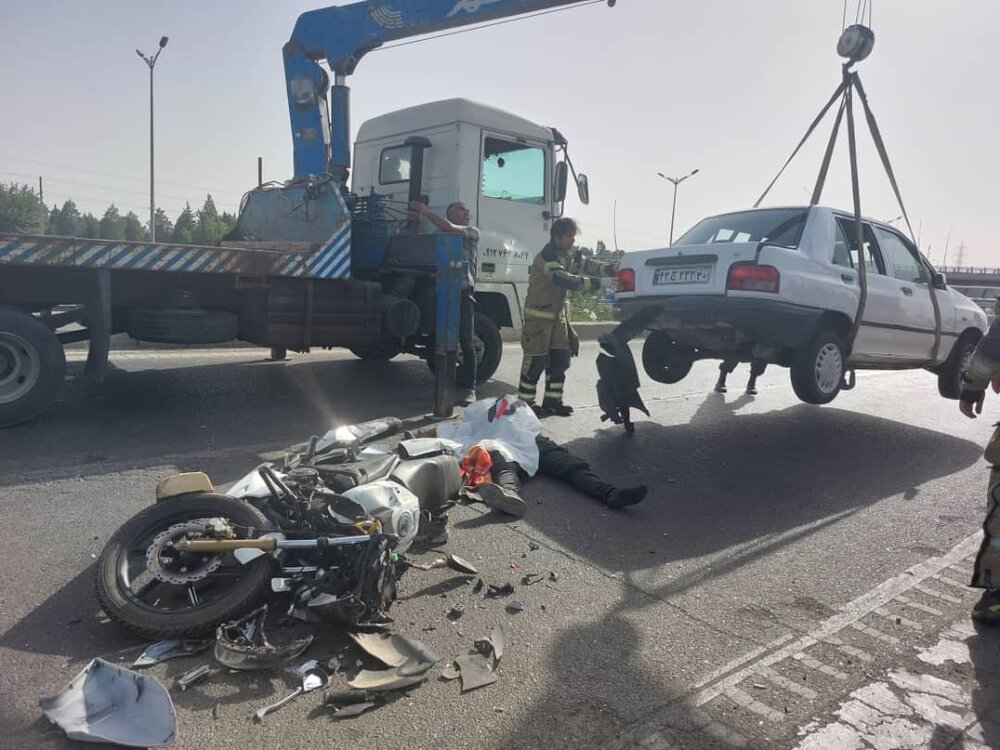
left=674, top=208, right=809, bottom=248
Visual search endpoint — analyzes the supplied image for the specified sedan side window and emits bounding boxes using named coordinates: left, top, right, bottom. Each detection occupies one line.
left=873, top=227, right=926, bottom=284
left=835, top=219, right=884, bottom=275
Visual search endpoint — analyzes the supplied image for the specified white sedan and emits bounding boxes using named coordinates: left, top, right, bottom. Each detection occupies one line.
left=613, top=206, right=987, bottom=404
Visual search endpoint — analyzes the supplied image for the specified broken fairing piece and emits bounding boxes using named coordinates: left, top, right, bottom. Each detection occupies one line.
left=175, top=664, right=218, bottom=691
left=214, top=606, right=314, bottom=671
left=330, top=701, right=379, bottom=719
left=253, top=660, right=329, bottom=722
left=474, top=624, right=506, bottom=663
left=349, top=632, right=440, bottom=671
left=505, top=601, right=524, bottom=614
left=485, top=582, right=514, bottom=598
left=408, top=554, right=478, bottom=575
left=440, top=662, right=461, bottom=681
left=347, top=667, right=428, bottom=692
left=454, top=653, right=498, bottom=692
left=39, top=658, right=177, bottom=748
left=133, top=638, right=213, bottom=668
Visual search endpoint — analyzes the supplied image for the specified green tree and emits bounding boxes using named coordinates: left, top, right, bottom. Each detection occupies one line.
left=173, top=203, right=196, bottom=244
left=150, top=207, right=173, bottom=242
left=0, top=182, right=46, bottom=233
left=79, top=212, right=101, bottom=239
left=54, top=199, right=81, bottom=236
left=46, top=205, right=60, bottom=234
left=193, top=194, right=226, bottom=245
left=99, top=203, right=125, bottom=240
left=123, top=211, right=146, bottom=241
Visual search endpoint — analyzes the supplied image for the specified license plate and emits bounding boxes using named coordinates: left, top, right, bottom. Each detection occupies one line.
left=653, top=266, right=712, bottom=285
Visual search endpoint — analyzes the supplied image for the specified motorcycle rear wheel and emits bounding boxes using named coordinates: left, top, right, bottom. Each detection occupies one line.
left=95, top=493, right=274, bottom=640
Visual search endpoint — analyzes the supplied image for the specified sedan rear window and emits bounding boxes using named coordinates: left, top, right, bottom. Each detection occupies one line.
left=674, top=208, right=809, bottom=248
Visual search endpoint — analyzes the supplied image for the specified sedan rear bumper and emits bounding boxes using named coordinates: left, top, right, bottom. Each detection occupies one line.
left=615, top=295, right=824, bottom=349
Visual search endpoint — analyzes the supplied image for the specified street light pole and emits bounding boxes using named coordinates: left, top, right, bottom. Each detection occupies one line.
left=136, top=36, right=168, bottom=242
left=657, top=168, right=699, bottom=245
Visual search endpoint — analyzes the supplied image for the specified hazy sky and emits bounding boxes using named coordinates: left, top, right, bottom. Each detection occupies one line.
left=1, top=1, right=997, bottom=264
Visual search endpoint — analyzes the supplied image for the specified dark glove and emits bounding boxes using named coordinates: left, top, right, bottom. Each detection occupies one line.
left=568, top=325, right=580, bottom=357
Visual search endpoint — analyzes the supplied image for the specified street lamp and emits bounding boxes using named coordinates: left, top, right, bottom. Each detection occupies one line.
left=657, top=168, right=699, bottom=245
left=136, top=36, right=168, bottom=242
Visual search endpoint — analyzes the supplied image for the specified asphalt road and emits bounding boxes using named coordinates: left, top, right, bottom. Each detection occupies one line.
left=1, top=342, right=998, bottom=749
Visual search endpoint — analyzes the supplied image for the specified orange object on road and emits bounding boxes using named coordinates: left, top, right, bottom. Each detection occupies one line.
left=460, top=445, right=493, bottom=489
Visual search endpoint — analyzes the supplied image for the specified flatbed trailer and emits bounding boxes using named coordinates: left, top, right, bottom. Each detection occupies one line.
left=0, top=231, right=463, bottom=427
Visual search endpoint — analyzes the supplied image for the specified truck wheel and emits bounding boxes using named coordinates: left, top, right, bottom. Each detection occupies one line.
left=641, top=330, right=694, bottom=384
left=426, top=313, right=503, bottom=385
left=790, top=330, right=845, bottom=405
left=0, top=308, right=66, bottom=428
left=937, top=331, right=979, bottom=400
left=127, top=308, right=238, bottom=345
left=349, top=345, right=401, bottom=361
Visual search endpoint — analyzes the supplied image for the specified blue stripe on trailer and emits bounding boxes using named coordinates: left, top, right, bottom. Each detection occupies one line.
left=324, top=252, right=351, bottom=279
left=174, top=249, right=206, bottom=273
left=0, top=238, right=19, bottom=257
left=105, top=243, right=137, bottom=267
left=84, top=244, right=119, bottom=267
left=307, top=225, right=350, bottom=274
left=119, top=244, right=160, bottom=269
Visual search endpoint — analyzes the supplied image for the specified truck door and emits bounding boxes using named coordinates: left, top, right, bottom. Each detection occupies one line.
left=475, top=134, right=551, bottom=288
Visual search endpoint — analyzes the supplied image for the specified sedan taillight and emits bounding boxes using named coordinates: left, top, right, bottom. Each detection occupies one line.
left=615, top=267, right=635, bottom=292
left=727, top=262, right=780, bottom=293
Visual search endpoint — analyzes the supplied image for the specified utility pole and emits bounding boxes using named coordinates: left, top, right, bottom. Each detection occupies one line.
left=656, top=169, right=699, bottom=245
left=136, top=36, right=169, bottom=241
left=955, top=240, right=967, bottom=268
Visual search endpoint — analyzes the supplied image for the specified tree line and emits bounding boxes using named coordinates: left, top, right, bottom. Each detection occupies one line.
left=0, top=182, right=237, bottom=245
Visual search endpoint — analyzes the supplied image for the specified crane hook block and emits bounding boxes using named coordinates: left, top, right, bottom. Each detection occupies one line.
left=837, top=24, right=875, bottom=63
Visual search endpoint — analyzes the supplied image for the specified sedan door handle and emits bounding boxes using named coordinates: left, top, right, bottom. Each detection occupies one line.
left=841, top=273, right=855, bottom=284
left=901, top=286, right=914, bottom=296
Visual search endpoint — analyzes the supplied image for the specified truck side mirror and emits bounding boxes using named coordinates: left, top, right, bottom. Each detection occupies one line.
left=554, top=162, right=568, bottom=203
left=931, top=271, right=947, bottom=289
left=577, top=174, right=590, bottom=205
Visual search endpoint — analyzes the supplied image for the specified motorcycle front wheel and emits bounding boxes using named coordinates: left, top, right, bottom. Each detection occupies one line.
left=95, top=493, right=275, bottom=640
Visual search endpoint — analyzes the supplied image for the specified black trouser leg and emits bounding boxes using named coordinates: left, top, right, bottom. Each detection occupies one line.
left=458, top=290, right=477, bottom=388
left=518, top=354, right=546, bottom=404
left=541, top=349, right=571, bottom=408
left=488, top=451, right=522, bottom=495
left=716, top=358, right=738, bottom=392
left=747, top=359, right=767, bottom=393
left=536, top=435, right=612, bottom=501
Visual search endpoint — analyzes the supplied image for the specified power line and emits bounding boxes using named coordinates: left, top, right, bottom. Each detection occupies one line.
left=0, top=154, right=247, bottom=198
left=0, top=169, right=224, bottom=207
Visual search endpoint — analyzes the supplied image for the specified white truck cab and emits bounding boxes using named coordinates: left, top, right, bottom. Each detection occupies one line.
left=353, top=98, right=587, bottom=336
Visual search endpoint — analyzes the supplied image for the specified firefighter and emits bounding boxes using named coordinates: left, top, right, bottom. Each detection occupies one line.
left=959, top=323, right=1000, bottom=624
left=519, top=218, right=617, bottom=417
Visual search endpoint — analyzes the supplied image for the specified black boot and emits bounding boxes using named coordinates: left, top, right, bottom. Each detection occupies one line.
left=541, top=399, right=574, bottom=417
left=479, top=452, right=527, bottom=518
left=605, top=485, right=648, bottom=509
left=714, top=373, right=728, bottom=394
left=746, top=375, right=758, bottom=396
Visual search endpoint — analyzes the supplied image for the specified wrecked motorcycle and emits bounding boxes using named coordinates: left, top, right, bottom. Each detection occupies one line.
left=95, top=418, right=463, bottom=640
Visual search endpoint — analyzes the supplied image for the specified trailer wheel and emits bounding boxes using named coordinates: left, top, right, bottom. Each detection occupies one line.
left=0, top=308, right=66, bottom=428
left=349, top=345, right=401, bottom=361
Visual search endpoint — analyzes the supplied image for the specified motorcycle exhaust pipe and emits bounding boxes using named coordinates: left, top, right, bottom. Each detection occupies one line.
left=175, top=536, right=372, bottom=553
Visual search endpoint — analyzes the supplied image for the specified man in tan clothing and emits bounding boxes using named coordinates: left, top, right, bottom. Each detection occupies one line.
left=518, top=218, right=617, bottom=417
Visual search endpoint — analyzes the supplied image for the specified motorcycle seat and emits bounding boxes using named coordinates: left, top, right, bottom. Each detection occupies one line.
left=313, top=454, right=400, bottom=493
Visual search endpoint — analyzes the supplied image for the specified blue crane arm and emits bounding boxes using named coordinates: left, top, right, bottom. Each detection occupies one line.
left=284, top=0, right=613, bottom=180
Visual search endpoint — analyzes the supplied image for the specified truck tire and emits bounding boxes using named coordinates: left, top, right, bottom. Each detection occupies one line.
left=0, top=308, right=66, bottom=428
left=790, top=330, right=845, bottom=405
left=937, top=331, right=979, bottom=400
left=425, top=312, right=503, bottom=385
left=350, top=345, right=401, bottom=361
left=641, top=330, right=694, bottom=384
left=95, top=493, right=274, bottom=640
left=127, top=308, right=238, bottom=345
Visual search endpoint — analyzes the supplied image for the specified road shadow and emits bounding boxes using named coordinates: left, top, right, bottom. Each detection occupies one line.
left=522, top=402, right=983, bottom=577
left=0, top=355, right=516, bottom=484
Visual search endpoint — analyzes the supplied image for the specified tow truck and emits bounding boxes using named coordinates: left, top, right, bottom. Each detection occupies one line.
left=0, top=0, right=608, bottom=427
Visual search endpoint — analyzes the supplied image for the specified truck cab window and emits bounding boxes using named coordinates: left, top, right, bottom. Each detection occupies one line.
left=873, top=226, right=926, bottom=284
left=835, top=219, right=884, bottom=275
left=379, top=146, right=412, bottom=185
left=481, top=137, right=545, bottom=204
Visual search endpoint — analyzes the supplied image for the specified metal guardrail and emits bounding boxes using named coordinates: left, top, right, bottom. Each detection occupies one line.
left=939, top=266, right=1000, bottom=275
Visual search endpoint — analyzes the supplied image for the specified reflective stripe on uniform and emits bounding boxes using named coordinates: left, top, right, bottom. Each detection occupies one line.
left=524, top=307, right=558, bottom=320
